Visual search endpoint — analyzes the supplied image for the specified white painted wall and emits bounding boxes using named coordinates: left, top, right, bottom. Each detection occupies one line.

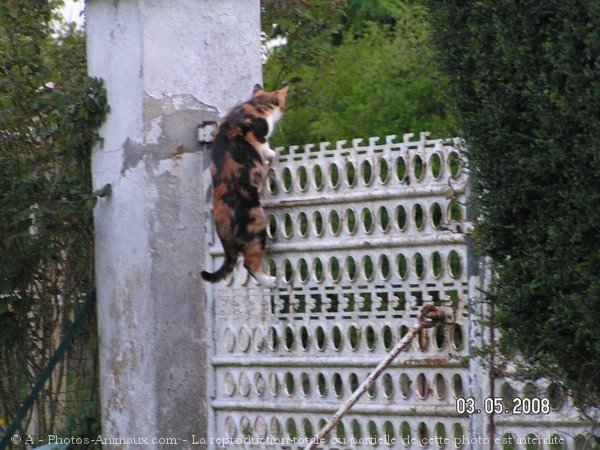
left=86, top=1, right=261, bottom=447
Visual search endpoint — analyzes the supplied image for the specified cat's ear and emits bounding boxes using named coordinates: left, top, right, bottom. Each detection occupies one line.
left=252, top=84, right=263, bottom=96
left=277, top=85, right=289, bottom=104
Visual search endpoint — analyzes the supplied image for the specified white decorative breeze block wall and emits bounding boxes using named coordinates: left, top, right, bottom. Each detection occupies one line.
left=203, top=133, right=595, bottom=450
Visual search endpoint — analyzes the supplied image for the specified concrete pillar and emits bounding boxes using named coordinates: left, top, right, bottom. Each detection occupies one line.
left=85, top=1, right=261, bottom=446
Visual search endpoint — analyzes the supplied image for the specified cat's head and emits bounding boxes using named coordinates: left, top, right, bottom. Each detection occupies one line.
left=250, top=84, right=289, bottom=121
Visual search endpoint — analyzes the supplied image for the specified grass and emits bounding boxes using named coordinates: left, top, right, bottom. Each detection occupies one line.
left=431, top=152, right=442, bottom=178
left=414, top=204, right=424, bottom=230
left=449, top=201, right=462, bottom=221
left=329, top=210, right=341, bottom=234
left=330, top=257, right=340, bottom=281
left=313, top=165, right=323, bottom=189
left=314, top=211, right=323, bottom=235
left=361, top=161, right=372, bottom=184
left=298, top=212, right=308, bottom=236
left=349, top=325, right=360, bottom=349
left=379, top=206, right=390, bottom=230
left=298, top=258, right=308, bottom=281
left=380, top=254, right=390, bottom=279
left=396, top=205, right=407, bottom=230
left=298, top=166, right=308, bottom=190
left=346, top=256, right=357, bottom=280
left=431, top=202, right=442, bottom=228
left=362, top=208, right=374, bottom=232
left=449, top=250, right=461, bottom=278
left=363, top=256, right=374, bottom=280
left=401, top=421, right=411, bottom=441
left=396, top=157, right=406, bottom=181
left=346, top=209, right=357, bottom=233
left=432, top=251, right=442, bottom=277
left=413, top=155, right=424, bottom=180
left=346, top=162, right=356, bottom=186
left=453, top=324, right=463, bottom=350
left=379, top=159, right=389, bottom=183
left=329, top=164, right=340, bottom=187
left=397, top=254, right=408, bottom=278
left=414, top=253, right=424, bottom=278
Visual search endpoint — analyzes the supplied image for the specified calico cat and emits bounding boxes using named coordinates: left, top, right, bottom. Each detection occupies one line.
left=201, top=84, right=288, bottom=287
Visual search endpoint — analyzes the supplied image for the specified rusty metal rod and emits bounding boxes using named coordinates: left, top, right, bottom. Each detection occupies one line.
left=304, top=306, right=444, bottom=450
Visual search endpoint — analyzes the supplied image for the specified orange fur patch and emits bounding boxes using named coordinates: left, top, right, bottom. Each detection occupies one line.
left=243, top=238, right=264, bottom=273
left=247, top=207, right=266, bottom=234
left=212, top=199, right=233, bottom=237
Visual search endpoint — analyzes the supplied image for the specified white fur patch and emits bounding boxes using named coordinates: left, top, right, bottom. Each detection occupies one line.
left=265, top=108, right=282, bottom=138
left=259, top=143, right=277, bottom=162
left=254, top=271, right=277, bottom=288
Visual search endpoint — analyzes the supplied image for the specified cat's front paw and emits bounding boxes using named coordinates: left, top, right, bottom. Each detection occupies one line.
left=263, top=148, right=277, bottom=164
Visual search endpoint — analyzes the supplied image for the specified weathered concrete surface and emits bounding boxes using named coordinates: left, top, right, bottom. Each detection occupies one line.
left=86, top=0, right=261, bottom=447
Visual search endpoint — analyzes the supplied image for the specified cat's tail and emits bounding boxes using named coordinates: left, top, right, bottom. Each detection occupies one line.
left=201, top=251, right=237, bottom=283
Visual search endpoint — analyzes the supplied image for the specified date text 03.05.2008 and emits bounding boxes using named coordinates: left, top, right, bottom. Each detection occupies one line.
left=456, top=397, right=551, bottom=415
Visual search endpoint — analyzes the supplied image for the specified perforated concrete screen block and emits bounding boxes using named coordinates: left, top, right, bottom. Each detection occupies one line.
left=203, top=133, right=594, bottom=449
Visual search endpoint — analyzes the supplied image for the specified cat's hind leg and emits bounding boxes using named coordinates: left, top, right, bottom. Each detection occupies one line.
left=242, top=233, right=276, bottom=289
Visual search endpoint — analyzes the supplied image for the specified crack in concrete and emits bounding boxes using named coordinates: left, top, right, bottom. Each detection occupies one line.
left=121, top=93, right=218, bottom=174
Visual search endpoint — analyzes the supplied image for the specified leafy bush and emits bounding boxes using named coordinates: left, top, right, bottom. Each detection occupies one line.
left=0, top=1, right=107, bottom=437
left=263, top=0, right=456, bottom=146
left=428, top=1, right=600, bottom=410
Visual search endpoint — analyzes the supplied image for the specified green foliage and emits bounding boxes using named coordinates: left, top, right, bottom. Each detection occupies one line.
left=263, top=0, right=455, bottom=147
left=262, top=0, right=346, bottom=86
left=428, top=1, right=600, bottom=410
left=0, top=0, right=107, bottom=437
